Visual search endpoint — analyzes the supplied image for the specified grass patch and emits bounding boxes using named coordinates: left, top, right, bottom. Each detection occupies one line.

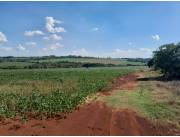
left=101, top=81, right=178, bottom=125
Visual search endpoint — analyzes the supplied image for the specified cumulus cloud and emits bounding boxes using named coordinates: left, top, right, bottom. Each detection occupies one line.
left=71, top=48, right=89, bottom=56
left=0, top=32, right=8, bottom=43
left=25, top=42, right=37, bottom=47
left=46, top=16, right=66, bottom=33
left=17, top=44, right=26, bottom=51
left=43, top=43, right=63, bottom=51
left=92, top=27, right=99, bottom=31
left=152, top=34, right=160, bottom=41
left=24, top=30, right=44, bottom=37
left=43, top=34, right=62, bottom=41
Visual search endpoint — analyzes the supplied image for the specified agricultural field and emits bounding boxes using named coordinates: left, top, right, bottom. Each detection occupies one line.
left=0, top=61, right=33, bottom=69
left=0, top=56, right=179, bottom=135
left=35, top=57, right=145, bottom=66
left=0, top=56, right=146, bottom=69
left=0, top=67, right=142, bottom=118
left=36, top=57, right=121, bottom=64
left=1, top=1, right=180, bottom=135
left=0, top=67, right=179, bottom=135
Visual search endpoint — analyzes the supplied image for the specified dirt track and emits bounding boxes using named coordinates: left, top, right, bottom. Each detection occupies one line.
left=0, top=73, right=177, bottom=135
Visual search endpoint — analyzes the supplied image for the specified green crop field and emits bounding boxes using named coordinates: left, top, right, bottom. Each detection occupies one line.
left=0, top=57, right=145, bottom=69
left=0, top=62, right=33, bottom=69
left=36, top=58, right=121, bottom=64
left=0, top=66, right=143, bottom=118
left=34, top=57, right=145, bottom=66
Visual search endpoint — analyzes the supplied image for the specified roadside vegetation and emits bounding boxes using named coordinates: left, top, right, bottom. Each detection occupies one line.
left=100, top=70, right=180, bottom=128
left=148, top=43, right=180, bottom=78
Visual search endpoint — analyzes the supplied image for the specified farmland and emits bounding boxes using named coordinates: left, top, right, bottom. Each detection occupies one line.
left=0, top=66, right=142, bottom=118
left=0, top=56, right=146, bottom=69
left=0, top=68, right=179, bottom=135
left=0, top=56, right=179, bottom=135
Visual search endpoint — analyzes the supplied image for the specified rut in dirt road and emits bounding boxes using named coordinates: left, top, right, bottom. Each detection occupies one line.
left=0, top=102, right=173, bottom=136
left=52, top=102, right=165, bottom=136
left=0, top=73, right=177, bottom=135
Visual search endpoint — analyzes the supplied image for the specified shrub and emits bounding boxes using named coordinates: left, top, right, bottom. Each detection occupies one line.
left=149, top=43, right=180, bottom=78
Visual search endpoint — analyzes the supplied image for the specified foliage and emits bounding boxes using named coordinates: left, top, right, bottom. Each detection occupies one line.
left=122, top=58, right=151, bottom=63
left=25, top=61, right=116, bottom=69
left=148, top=43, right=180, bottom=77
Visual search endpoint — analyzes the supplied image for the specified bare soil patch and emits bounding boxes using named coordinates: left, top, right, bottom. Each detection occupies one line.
left=0, top=102, right=176, bottom=136
left=100, top=73, right=139, bottom=96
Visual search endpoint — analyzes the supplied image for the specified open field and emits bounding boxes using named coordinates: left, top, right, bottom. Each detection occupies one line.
left=0, top=62, right=33, bottom=69
left=0, top=55, right=179, bottom=135
left=0, top=70, right=179, bottom=135
left=1, top=1, right=180, bottom=135
left=0, top=66, right=143, bottom=118
left=0, top=57, right=179, bottom=135
left=35, top=58, right=145, bottom=66
left=0, top=56, right=146, bottom=69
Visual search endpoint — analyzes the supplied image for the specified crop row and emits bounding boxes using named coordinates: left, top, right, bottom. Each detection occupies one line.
left=0, top=67, right=139, bottom=118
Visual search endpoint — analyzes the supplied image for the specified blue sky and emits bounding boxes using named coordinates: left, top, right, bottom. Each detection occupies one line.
left=0, top=2, right=180, bottom=58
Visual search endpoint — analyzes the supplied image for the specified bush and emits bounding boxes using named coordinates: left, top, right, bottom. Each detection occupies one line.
left=148, top=43, right=180, bottom=78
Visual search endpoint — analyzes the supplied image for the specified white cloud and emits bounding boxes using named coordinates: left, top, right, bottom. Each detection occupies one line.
left=92, top=27, right=99, bottom=31
left=0, top=32, right=8, bottom=43
left=17, top=44, right=26, bottom=51
left=46, top=16, right=66, bottom=33
left=152, top=34, right=160, bottom=41
left=139, top=48, right=153, bottom=52
left=71, top=48, right=89, bottom=56
left=43, top=34, right=62, bottom=41
left=0, top=47, right=13, bottom=51
left=43, top=43, right=63, bottom=51
left=25, top=42, right=37, bottom=47
left=24, top=30, right=44, bottom=37
left=111, top=48, right=153, bottom=58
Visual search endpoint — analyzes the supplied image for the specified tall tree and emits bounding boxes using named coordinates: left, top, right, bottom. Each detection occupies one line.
left=149, top=43, right=180, bottom=78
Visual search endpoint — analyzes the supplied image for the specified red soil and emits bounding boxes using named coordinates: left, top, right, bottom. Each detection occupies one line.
left=100, top=73, right=138, bottom=96
left=0, top=72, right=179, bottom=135
left=0, top=102, right=176, bottom=136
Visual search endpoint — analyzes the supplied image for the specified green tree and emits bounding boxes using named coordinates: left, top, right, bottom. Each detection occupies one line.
left=149, top=43, right=180, bottom=77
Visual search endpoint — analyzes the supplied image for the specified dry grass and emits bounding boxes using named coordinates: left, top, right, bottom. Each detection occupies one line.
left=100, top=70, right=180, bottom=128
left=143, top=71, right=180, bottom=127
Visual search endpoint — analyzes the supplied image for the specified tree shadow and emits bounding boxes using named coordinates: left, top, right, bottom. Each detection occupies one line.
left=137, top=76, right=164, bottom=82
left=137, top=76, right=180, bottom=82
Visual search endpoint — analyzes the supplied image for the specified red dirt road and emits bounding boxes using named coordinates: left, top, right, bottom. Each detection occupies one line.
left=0, top=73, right=178, bottom=135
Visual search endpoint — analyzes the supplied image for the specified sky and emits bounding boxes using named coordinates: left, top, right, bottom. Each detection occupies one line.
left=0, top=1, right=180, bottom=58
